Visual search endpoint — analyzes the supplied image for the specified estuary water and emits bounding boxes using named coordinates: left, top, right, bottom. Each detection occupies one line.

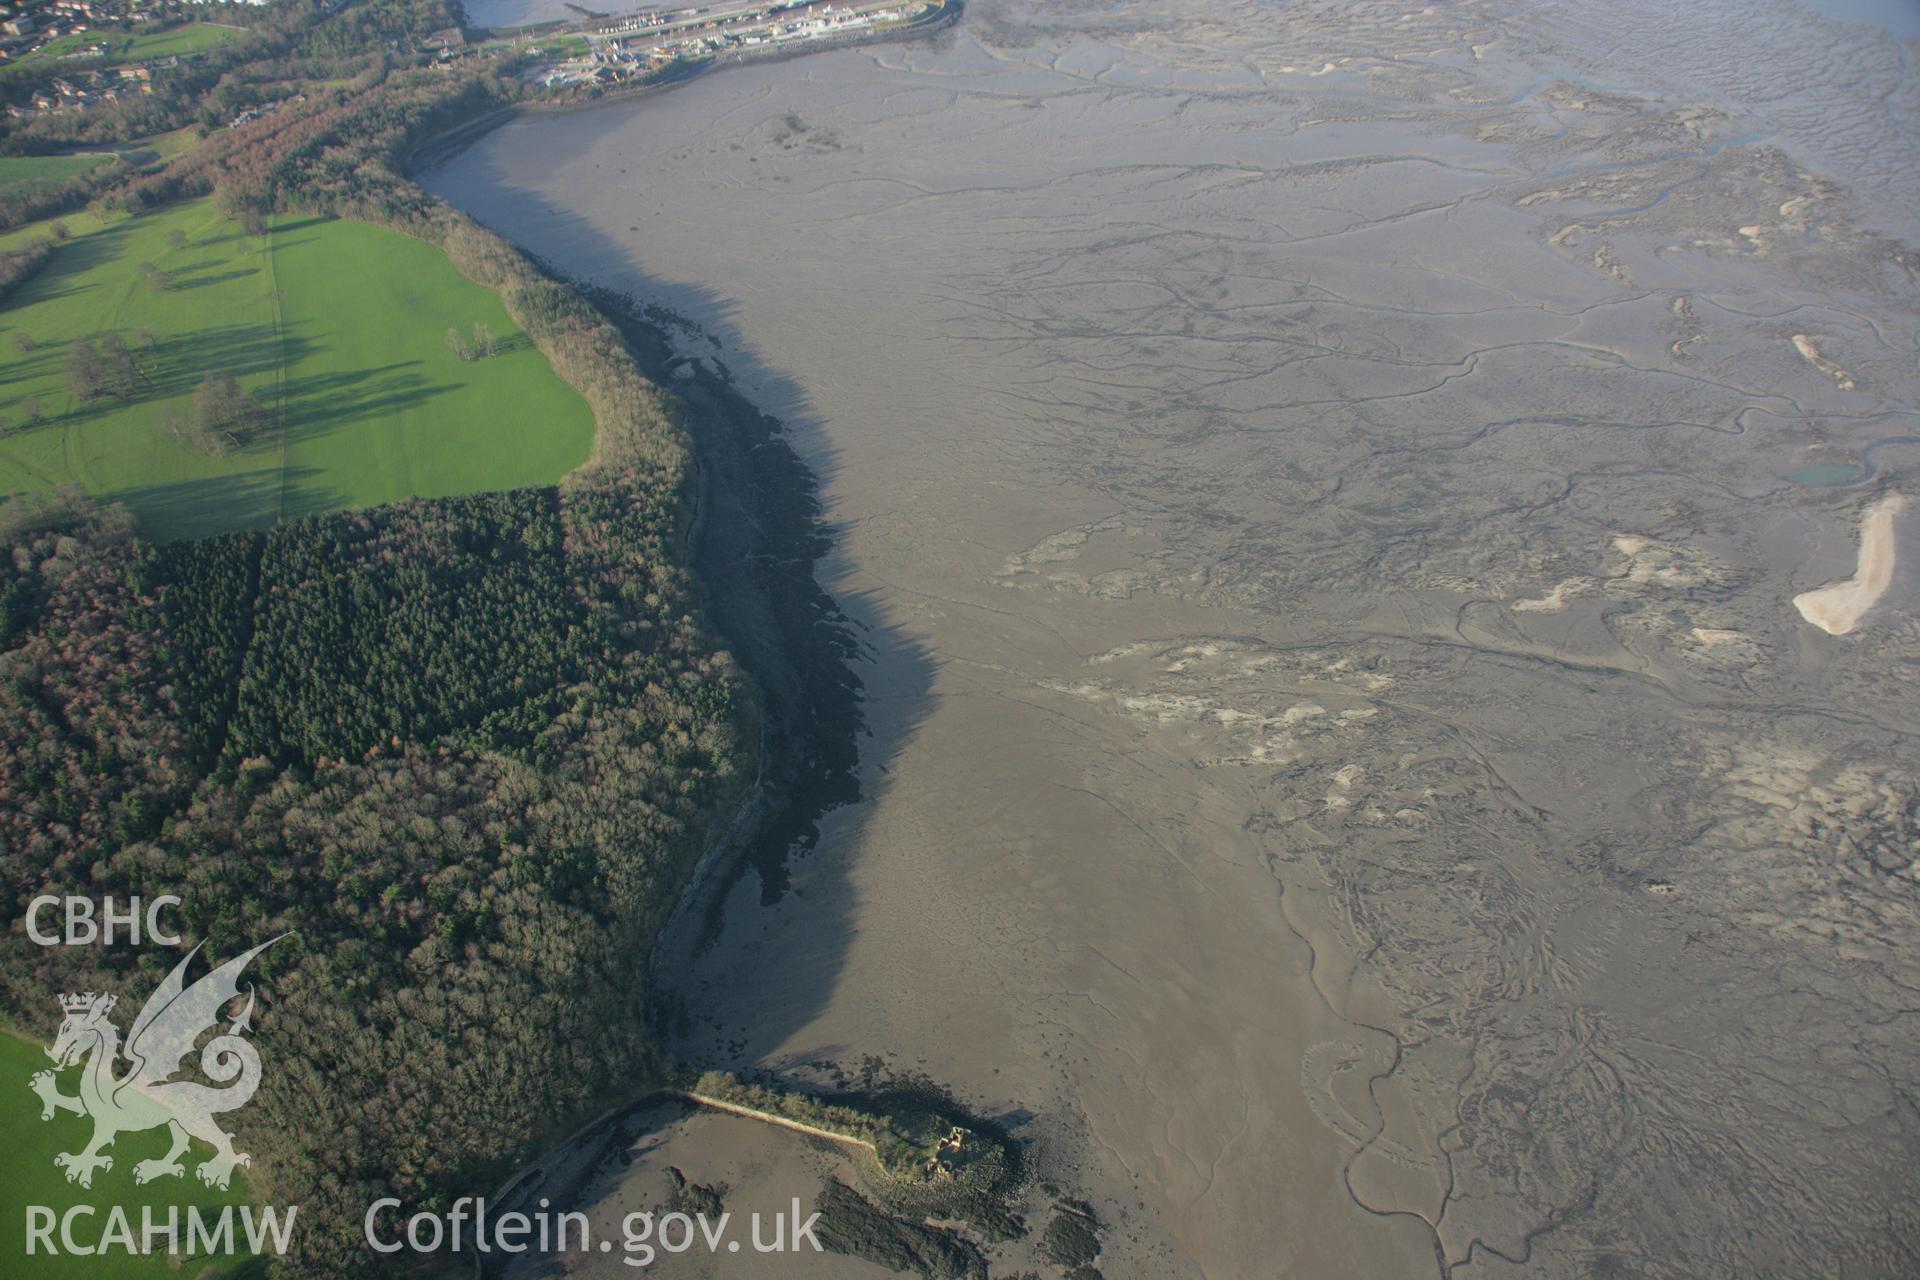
left=428, top=1, right=1920, bottom=1274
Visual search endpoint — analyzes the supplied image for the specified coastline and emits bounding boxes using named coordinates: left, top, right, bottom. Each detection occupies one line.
left=602, top=287, right=868, bottom=992
left=403, top=16, right=967, bottom=1269
left=433, top=0, right=964, bottom=134
left=457, top=282, right=871, bottom=1276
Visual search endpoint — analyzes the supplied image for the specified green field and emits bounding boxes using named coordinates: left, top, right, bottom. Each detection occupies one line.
left=24, top=22, right=245, bottom=65
left=0, top=130, right=197, bottom=201
left=0, top=1034, right=266, bottom=1279
left=0, top=199, right=596, bottom=539
left=0, top=153, right=113, bottom=196
left=0, top=208, right=109, bottom=253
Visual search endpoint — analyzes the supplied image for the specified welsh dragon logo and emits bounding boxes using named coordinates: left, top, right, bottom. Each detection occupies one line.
left=29, top=937, right=282, bottom=1190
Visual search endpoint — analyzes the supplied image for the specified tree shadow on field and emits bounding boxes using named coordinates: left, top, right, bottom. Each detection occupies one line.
left=148, top=324, right=304, bottom=389
left=166, top=253, right=239, bottom=276
left=112, top=465, right=335, bottom=541
left=9, top=222, right=135, bottom=307
left=8, top=326, right=299, bottom=429
left=0, top=344, right=65, bottom=388
left=38, top=324, right=317, bottom=423
left=169, top=265, right=261, bottom=292
left=187, top=231, right=252, bottom=252
left=278, top=361, right=453, bottom=439
left=17, top=323, right=304, bottom=430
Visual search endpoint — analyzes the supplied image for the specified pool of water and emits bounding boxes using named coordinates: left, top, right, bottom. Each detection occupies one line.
left=1787, top=436, right=1920, bottom=486
left=1787, top=463, right=1868, bottom=485
left=1798, top=0, right=1920, bottom=35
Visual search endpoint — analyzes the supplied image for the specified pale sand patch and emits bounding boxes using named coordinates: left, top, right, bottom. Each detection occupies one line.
left=1514, top=577, right=1593, bottom=611
left=1612, top=535, right=1711, bottom=587
left=1792, top=333, right=1857, bottom=390
left=1794, top=493, right=1906, bottom=635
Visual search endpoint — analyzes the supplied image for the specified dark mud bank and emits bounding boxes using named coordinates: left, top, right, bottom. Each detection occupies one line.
left=586, top=289, right=869, bottom=1017
left=469, top=289, right=869, bottom=1276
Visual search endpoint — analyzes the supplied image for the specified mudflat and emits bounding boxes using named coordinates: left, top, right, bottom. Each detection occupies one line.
left=427, top=0, right=1920, bottom=1274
